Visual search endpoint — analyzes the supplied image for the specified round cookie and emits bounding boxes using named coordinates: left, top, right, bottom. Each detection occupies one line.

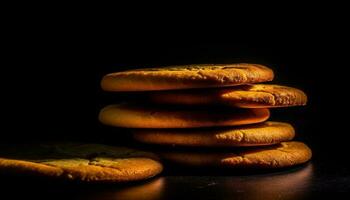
left=133, top=121, right=295, bottom=147
left=160, top=142, right=312, bottom=168
left=101, top=64, right=274, bottom=91
left=99, top=104, right=270, bottom=128
left=0, top=143, right=163, bottom=183
left=148, top=84, right=307, bottom=108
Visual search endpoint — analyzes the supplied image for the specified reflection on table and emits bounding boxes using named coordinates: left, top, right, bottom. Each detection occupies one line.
left=87, top=162, right=313, bottom=200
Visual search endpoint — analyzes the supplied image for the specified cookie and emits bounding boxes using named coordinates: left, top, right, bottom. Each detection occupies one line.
left=148, top=84, right=307, bottom=108
left=0, top=143, right=163, bottom=182
left=99, top=103, right=270, bottom=128
left=160, top=142, right=311, bottom=168
left=101, top=64, right=274, bottom=91
left=133, top=121, right=295, bottom=147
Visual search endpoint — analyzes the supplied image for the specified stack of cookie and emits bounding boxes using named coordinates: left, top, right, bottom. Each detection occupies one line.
left=99, top=64, right=312, bottom=169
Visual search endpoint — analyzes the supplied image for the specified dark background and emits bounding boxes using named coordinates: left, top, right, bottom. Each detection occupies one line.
left=2, top=16, right=350, bottom=198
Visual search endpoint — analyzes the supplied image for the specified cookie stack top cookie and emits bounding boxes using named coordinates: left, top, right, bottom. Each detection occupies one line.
left=101, top=64, right=274, bottom=91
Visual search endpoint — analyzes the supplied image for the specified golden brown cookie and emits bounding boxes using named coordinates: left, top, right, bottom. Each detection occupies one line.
left=133, top=121, right=295, bottom=147
left=99, top=103, right=270, bottom=128
left=148, top=84, right=307, bottom=108
left=160, top=142, right=312, bottom=168
left=0, top=143, right=163, bottom=183
left=101, top=64, right=274, bottom=91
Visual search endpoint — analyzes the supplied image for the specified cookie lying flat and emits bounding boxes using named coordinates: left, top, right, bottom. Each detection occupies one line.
left=99, top=104, right=269, bottom=128
left=160, top=142, right=311, bottom=168
left=0, top=144, right=163, bottom=183
left=133, top=121, right=295, bottom=147
left=101, top=64, right=274, bottom=91
left=148, top=84, right=307, bottom=108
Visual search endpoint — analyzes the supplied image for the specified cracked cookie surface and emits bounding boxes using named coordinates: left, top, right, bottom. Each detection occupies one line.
left=0, top=143, right=163, bottom=182
left=133, top=121, right=295, bottom=147
left=101, top=64, right=274, bottom=91
left=148, top=84, right=307, bottom=108
left=99, top=103, right=270, bottom=128
left=160, top=141, right=311, bottom=168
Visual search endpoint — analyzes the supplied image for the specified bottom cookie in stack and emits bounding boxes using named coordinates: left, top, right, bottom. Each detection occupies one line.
left=159, top=142, right=311, bottom=168
left=132, top=122, right=312, bottom=169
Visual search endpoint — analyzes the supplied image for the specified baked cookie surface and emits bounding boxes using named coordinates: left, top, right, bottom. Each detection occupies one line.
left=101, top=64, right=274, bottom=91
left=133, top=121, right=295, bottom=147
left=99, top=104, right=270, bottom=128
left=160, top=142, right=311, bottom=168
left=148, top=84, right=307, bottom=108
left=0, top=143, right=163, bottom=182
